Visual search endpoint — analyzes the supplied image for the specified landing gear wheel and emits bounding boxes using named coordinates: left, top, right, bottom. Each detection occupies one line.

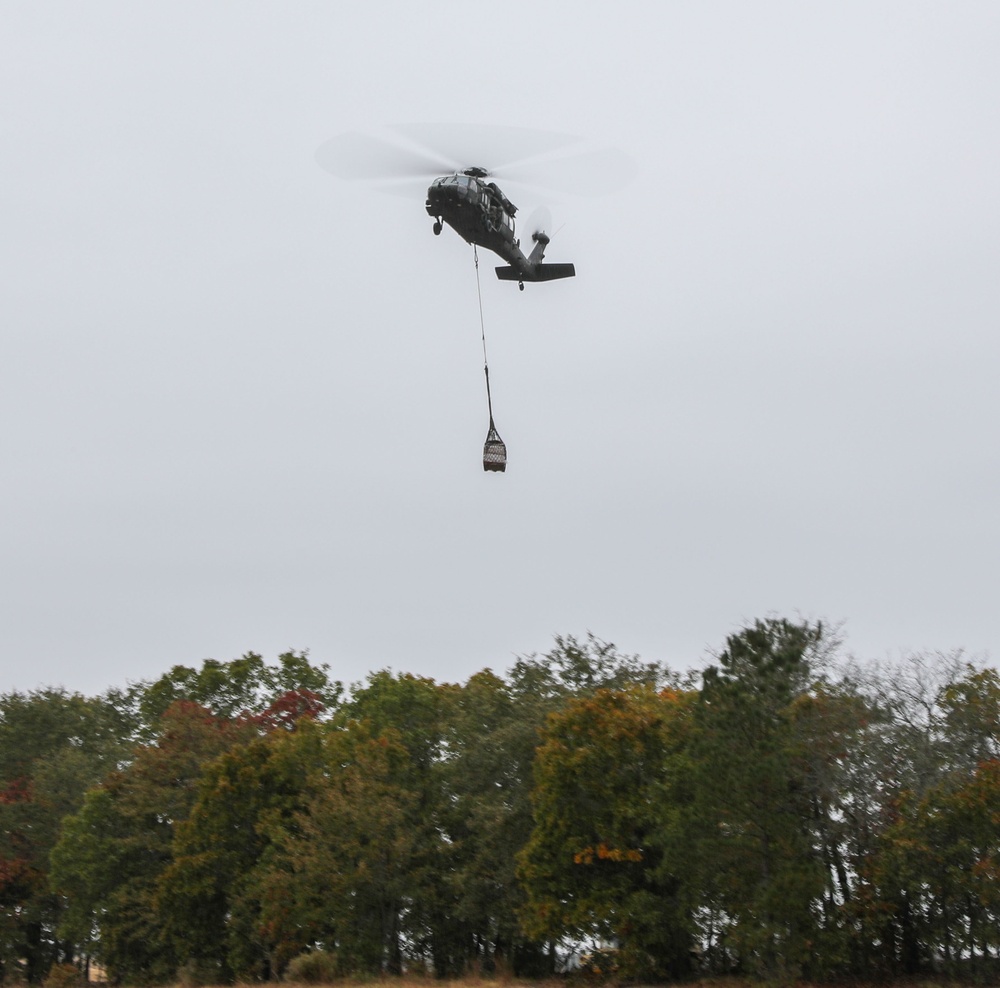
left=518, top=281, right=524, bottom=291
left=433, top=220, right=442, bottom=236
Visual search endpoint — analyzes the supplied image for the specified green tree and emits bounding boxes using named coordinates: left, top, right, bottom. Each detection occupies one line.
left=686, top=618, right=829, bottom=979
left=842, top=651, right=987, bottom=975
left=254, top=721, right=423, bottom=975
left=156, top=707, right=323, bottom=982
left=50, top=701, right=247, bottom=984
left=519, top=685, right=695, bottom=979
left=438, top=669, right=546, bottom=975
left=340, top=672, right=457, bottom=974
left=860, top=661, right=1000, bottom=976
left=138, top=651, right=341, bottom=728
left=940, top=664, right=1000, bottom=769
left=0, top=689, right=133, bottom=982
left=874, top=764, right=1000, bottom=974
left=507, top=633, right=672, bottom=701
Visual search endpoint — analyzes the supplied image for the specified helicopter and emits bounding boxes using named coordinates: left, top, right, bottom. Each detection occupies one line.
left=424, top=167, right=573, bottom=290
left=316, top=125, right=633, bottom=289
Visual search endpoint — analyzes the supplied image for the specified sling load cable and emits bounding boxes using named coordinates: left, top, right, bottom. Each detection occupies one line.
left=474, top=245, right=507, bottom=472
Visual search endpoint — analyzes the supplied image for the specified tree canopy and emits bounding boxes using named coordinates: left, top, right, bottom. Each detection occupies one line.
left=0, top=630, right=996, bottom=983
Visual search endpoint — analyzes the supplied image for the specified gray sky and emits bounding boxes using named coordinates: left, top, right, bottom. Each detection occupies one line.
left=3, top=2, right=999, bottom=697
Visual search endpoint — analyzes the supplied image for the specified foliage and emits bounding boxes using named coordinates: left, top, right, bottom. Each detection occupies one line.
left=0, top=688, right=135, bottom=983
left=438, top=669, right=547, bottom=976
left=50, top=701, right=248, bottom=984
left=519, top=685, right=695, bottom=979
left=257, top=720, right=423, bottom=975
left=40, top=651, right=340, bottom=983
left=0, top=628, right=989, bottom=986
left=156, top=720, right=322, bottom=981
left=686, top=619, right=830, bottom=978
left=137, top=651, right=342, bottom=730
left=283, top=949, right=340, bottom=983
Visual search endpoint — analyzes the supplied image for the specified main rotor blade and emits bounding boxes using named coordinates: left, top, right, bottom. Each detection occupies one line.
left=387, top=123, right=583, bottom=174
left=316, top=125, right=637, bottom=201
left=501, top=146, right=638, bottom=197
left=315, top=130, right=458, bottom=182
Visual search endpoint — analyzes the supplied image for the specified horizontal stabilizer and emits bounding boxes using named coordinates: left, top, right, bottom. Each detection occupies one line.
left=495, top=263, right=576, bottom=283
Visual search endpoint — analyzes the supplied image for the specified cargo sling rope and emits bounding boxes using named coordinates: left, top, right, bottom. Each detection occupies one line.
left=474, top=246, right=507, bottom=472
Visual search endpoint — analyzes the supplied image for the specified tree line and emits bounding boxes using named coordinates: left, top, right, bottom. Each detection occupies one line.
left=2, top=620, right=999, bottom=984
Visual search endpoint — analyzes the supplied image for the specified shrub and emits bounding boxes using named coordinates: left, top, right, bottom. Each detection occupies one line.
left=284, top=950, right=339, bottom=984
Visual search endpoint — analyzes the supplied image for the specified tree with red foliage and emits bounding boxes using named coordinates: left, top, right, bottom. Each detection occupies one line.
left=50, top=701, right=249, bottom=984
left=0, top=689, right=133, bottom=983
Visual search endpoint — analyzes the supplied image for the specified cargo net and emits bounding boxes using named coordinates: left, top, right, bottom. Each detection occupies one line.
left=483, top=421, right=507, bottom=472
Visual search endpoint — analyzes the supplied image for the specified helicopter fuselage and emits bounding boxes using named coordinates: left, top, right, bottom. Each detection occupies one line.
left=425, top=170, right=574, bottom=288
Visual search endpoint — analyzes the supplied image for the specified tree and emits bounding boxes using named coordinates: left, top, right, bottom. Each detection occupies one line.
left=0, top=689, right=133, bottom=982
left=50, top=702, right=247, bottom=984
left=339, top=672, right=458, bottom=974
left=686, top=618, right=829, bottom=979
left=438, top=669, right=546, bottom=975
left=838, top=651, right=991, bottom=975
left=156, top=708, right=323, bottom=982
left=507, top=633, right=673, bottom=701
left=253, top=721, right=424, bottom=975
left=940, top=664, right=1000, bottom=769
left=861, top=661, right=1000, bottom=977
left=519, top=685, right=695, bottom=979
left=137, top=651, right=341, bottom=729
left=873, top=762, right=1000, bottom=974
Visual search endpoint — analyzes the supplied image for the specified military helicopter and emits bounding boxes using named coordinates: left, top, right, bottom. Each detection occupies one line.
left=424, top=168, right=572, bottom=290
left=316, top=125, right=632, bottom=290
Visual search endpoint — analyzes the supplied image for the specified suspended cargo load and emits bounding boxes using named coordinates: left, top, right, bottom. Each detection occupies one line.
left=483, top=421, right=507, bottom=473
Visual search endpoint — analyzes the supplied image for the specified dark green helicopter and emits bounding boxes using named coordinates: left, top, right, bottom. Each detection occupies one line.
left=424, top=167, right=573, bottom=290
left=316, top=124, right=632, bottom=290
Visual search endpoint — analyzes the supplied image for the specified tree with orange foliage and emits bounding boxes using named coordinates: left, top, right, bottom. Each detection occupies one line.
left=518, top=685, right=695, bottom=979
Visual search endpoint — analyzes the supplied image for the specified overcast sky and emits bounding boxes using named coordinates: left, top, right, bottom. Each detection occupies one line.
left=3, top=2, right=999, bottom=698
